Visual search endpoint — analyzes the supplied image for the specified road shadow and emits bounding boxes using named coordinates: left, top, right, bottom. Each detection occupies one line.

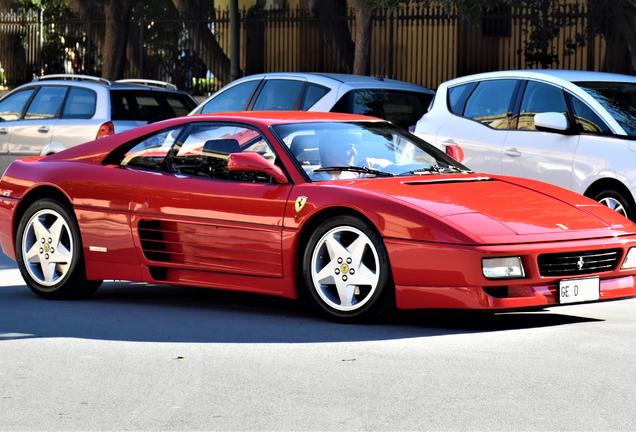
left=0, top=281, right=603, bottom=343
left=0, top=253, right=15, bottom=270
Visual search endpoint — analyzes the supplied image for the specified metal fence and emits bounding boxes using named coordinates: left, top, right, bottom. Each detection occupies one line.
left=0, top=1, right=617, bottom=95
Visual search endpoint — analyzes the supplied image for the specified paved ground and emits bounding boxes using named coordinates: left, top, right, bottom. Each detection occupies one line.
left=1, top=252, right=635, bottom=431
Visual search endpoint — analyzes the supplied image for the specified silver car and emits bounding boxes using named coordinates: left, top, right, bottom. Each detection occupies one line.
left=190, top=72, right=434, bottom=130
left=0, top=74, right=197, bottom=173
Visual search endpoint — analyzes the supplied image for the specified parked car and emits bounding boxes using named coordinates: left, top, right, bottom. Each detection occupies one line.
left=414, top=70, right=636, bottom=219
left=190, top=72, right=434, bottom=130
left=2, top=111, right=636, bottom=321
left=0, top=74, right=197, bottom=174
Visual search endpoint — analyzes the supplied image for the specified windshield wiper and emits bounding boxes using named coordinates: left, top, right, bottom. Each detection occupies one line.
left=313, top=165, right=395, bottom=177
left=400, top=165, right=472, bottom=176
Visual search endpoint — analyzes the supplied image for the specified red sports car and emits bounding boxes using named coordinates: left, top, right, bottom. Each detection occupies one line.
left=1, top=112, right=635, bottom=321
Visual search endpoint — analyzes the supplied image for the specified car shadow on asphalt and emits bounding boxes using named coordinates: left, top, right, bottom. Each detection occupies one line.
left=0, top=281, right=603, bottom=343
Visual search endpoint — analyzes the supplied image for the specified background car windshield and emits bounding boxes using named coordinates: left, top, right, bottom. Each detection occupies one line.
left=576, top=81, right=636, bottom=137
left=273, top=121, right=465, bottom=181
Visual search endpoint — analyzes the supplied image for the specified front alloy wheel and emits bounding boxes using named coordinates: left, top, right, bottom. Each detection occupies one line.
left=303, top=216, right=392, bottom=321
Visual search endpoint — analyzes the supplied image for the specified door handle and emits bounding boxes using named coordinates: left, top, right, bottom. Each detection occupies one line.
left=0, top=127, right=7, bottom=135
left=37, top=126, right=50, bottom=133
left=504, top=147, right=522, bottom=157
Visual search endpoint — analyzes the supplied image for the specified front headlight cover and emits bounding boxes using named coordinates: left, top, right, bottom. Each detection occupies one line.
left=482, top=257, right=525, bottom=279
left=622, top=248, right=636, bottom=269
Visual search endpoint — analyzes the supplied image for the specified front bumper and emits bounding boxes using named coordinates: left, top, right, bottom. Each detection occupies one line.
left=386, top=236, right=636, bottom=310
left=0, top=196, right=18, bottom=260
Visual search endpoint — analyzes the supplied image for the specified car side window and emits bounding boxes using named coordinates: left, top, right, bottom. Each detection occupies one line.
left=0, top=88, right=35, bottom=121
left=463, top=79, right=517, bottom=129
left=119, top=127, right=183, bottom=171
left=61, top=87, right=96, bottom=119
left=567, top=94, right=611, bottom=135
left=24, top=86, right=68, bottom=120
left=447, top=82, right=477, bottom=115
left=200, top=80, right=261, bottom=114
left=169, top=123, right=277, bottom=183
left=252, top=79, right=305, bottom=110
left=516, top=81, right=568, bottom=131
left=302, top=84, right=329, bottom=110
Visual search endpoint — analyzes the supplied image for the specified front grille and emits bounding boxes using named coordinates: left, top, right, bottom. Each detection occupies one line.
left=538, top=249, right=622, bottom=277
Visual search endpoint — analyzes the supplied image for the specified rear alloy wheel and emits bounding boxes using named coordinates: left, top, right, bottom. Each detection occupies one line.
left=303, top=216, right=392, bottom=321
left=16, top=199, right=101, bottom=299
left=592, top=189, right=634, bottom=220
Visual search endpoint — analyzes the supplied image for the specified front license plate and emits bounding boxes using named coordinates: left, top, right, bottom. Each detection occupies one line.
left=558, top=277, right=600, bottom=304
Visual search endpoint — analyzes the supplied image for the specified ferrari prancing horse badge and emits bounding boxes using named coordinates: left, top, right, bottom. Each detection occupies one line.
left=295, top=196, right=308, bottom=213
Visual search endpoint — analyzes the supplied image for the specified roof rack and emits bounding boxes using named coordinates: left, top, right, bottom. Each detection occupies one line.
left=115, top=79, right=177, bottom=90
left=35, top=74, right=112, bottom=85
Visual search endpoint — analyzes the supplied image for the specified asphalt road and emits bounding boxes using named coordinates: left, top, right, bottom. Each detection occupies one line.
left=1, top=251, right=636, bottom=431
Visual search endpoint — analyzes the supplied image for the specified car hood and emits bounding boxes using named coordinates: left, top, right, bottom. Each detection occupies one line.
left=337, top=174, right=634, bottom=244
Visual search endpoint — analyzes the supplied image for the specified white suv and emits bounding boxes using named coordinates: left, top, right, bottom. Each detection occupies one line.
left=0, top=75, right=196, bottom=173
left=414, top=70, right=636, bottom=219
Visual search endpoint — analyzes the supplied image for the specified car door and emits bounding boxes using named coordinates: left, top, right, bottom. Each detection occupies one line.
left=501, top=80, right=579, bottom=189
left=130, top=121, right=292, bottom=279
left=0, top=87, right=37, bottom=172
left=8, top=85, right=68, bottom=157
left=435, top=79, right=520, bottom=174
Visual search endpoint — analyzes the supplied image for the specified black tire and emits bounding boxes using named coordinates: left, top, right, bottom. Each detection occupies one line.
left=591, top=188, right=635, bottom=221
left=15, top=199, right=102, bottom=299
left=302, top=215, right=393, bottom=322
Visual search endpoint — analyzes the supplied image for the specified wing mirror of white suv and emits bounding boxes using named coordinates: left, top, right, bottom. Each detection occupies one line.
left=534, top=112, right=569, bottom=133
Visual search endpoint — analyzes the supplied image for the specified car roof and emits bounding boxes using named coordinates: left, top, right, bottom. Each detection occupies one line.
left=191, top=110, right=382, bottom=126
left=445, top=69, right=636, bottom=86
left=226, top=72, right=433, bottom=92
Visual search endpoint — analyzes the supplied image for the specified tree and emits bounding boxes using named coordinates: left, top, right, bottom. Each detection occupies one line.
left=588, top=0, right=636, bottom=74
left=171, top=0, right=232, bottom=84
left=68, top=0, right=139, bottom=80
left=0, top=0, right=28, bottom=84
left=350, top=0, right=405, bottom=76
left=300, top=0, right=354, bottom=73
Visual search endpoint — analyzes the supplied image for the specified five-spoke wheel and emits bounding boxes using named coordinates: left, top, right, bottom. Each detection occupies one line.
left=592, top=189, right=634, bottom=220
left=22, top=209, right=74, bottom=287
left=303, top=215, right=391, bottom=321
left=16, top=199, right=101, bottom=299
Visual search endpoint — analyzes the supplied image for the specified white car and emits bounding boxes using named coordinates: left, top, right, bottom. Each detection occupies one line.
left=190, top=72, right=434, bottom=130
left=414, top=70, right=636, bottom=219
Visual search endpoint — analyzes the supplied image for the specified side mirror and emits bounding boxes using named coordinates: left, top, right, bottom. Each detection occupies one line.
left=534, top=112, right=569, bottom=133
left=227, top=152, right=289, bottom=184
left=445, top=144, right=464, bottom=163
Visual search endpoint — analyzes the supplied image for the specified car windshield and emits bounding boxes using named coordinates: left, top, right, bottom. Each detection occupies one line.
left=272, top=121, right=469, bottom=181
left=576, top=81, right=636, bottom=137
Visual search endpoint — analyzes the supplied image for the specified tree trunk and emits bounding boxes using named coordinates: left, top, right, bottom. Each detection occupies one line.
left=0, top=0, right=28, bottom=84
left=300, top=0, right=354, bottom=72
left=172, top=0, right=232, bottom=84
left=101, top=0, right=134, bottom=80
left=352, top=0, right=373, bottom=75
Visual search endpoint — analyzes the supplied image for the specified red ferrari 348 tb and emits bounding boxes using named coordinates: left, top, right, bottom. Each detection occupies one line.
left=1, top=112, right=635, bottom=321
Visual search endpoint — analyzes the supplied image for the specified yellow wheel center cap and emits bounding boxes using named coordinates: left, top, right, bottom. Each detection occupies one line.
left=44, top=244, right=50, bottom=253
left=340, top=263, right=349, bottom=274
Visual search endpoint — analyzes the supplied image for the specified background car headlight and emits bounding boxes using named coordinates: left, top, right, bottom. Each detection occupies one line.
left=482, top=257, right=525, bottom=279
left=622, top=248, right=636, bottom=269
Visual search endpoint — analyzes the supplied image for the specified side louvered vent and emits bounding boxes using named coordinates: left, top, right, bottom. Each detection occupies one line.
left=138, top=220, right=174, bottom=262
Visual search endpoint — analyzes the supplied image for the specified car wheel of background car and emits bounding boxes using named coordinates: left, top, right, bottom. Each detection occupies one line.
left=302, top=215, right=393, bottom=321
left=592, top=189, right=634, bottom=220
left=16, top=199, right=102, bottom=299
